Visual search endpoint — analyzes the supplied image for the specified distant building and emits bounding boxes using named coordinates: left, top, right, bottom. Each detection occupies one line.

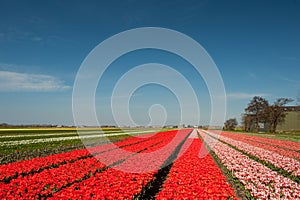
left=277, top=106, right=300, bottom=131
left=244, top=106, right=300, bottom=132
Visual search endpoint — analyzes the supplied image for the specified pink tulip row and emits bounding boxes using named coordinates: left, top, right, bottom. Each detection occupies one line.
left=199, top=130, right=300, bottom=200
left=205, top=130, right=300, bottom=177
left=213, top=131, right=300, bottom=160
left=217, top=130, right=300, bottom=151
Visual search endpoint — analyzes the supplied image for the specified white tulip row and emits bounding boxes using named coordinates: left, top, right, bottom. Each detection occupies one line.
left=0, top=130, right=134, bottom=138
left=0, top=130, right=157, bottom=146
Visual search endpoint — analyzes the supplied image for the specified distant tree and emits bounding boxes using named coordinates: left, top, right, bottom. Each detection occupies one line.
left=245, top=96, right=269, bottom=132
left=241, top=114, right=254, bottom=132
left=297, top=92, right=300, bottom=119
left=224, top=118, right=238, bottom=130
left=0, top=123, right=9, bottom=127
left=267, top=98, right=293, bottom=133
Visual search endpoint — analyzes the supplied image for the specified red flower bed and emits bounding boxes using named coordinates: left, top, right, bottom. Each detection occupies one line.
left=0, top=149, right=90, bottom=182
left=50, top=129, right=192, bottom=199
left=156, top=138, right=237, bottom=199
left=0, top=129, right=192, bottom=199
left=0, top=157, right=105, bottom=199
left=50, top=169, right=155, bottom=199
left=0, top=130, right=161, bottom=182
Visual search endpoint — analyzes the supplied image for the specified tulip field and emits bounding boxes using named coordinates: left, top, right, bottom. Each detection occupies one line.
left=0, top=128, right=300, bottom=199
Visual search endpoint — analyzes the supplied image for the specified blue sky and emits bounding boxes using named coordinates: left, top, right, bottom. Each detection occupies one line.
left=0, top=0, right=299, bottom=126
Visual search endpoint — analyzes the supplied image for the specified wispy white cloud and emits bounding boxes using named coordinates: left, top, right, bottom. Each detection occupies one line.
left=0, top=26, right=45, bottom=44
left=27, top=16, right=45, bottom=25
left=0, top=71, right=71, bottom=92
left=31, top=36, right=43, bottom=42
left=279, top=76, right=300, bottom=85
left=248, top=72, right=257, bottom=79
left=227, top=92, right=271, bottom=100
left=98, top=93, right=143, bottom=100
left=0, top=63, right=16, bottom=70
left=280, top=56, right=299, bottom=61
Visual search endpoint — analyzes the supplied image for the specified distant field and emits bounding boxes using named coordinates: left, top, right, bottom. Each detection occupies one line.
left=0, top=127, right=125, bottom=135
left=232, top=130, right=300, bottom=143
left=0, top=127, right=167, bottom=164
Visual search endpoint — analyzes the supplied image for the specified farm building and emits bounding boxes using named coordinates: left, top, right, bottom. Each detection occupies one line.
left=243, top=106, right=300, bottom=132
left=277, top=106, right=300, bottom=131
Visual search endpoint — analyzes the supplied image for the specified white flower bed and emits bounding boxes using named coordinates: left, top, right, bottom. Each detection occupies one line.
left=0, top=130, right=157, bottom=146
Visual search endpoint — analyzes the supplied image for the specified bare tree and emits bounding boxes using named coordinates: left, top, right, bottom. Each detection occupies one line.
left=241, top=114, right=254, bottom=132
left=297, top=92, right=300, bottom=119
left=245, top=96, right=269, bottom=132
left=267, top=98, right=293, bottom=133
left=224, top=118, right=238, bottom=130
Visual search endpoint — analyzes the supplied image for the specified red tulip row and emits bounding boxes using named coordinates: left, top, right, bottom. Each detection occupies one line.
left=0, top=148, right=90, bottom=182
left=50, top=168, right=154, bottom=199
left=215, top=130, right=300, bottom=160
left=156, top=138, right=237, bottom=199
left=1, top=157, right=105, bottom=199
left=199, top=130, right=300, bottom=199
left=0, top=133, right=167, bottom=199
left=0, top=130, right=161, bottom=182
left=0, top=129, right=192, bottom=199
left=49, top=129, right=192, bottom=199
left=205, top=130, right=300, bottom=178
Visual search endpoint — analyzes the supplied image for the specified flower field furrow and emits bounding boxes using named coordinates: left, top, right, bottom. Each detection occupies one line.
left=50, top=129, right=192, bottom=199
left=216, top=131, right=300, bottom=160
left=199, top=130, right=300, bottom=200
left=206, top=130, right=300, bottom=178
left=156, top=138, right=237, bottom=199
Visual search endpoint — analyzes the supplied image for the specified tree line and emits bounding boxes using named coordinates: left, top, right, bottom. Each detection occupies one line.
left=224, top=96, right=294, bottom=133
